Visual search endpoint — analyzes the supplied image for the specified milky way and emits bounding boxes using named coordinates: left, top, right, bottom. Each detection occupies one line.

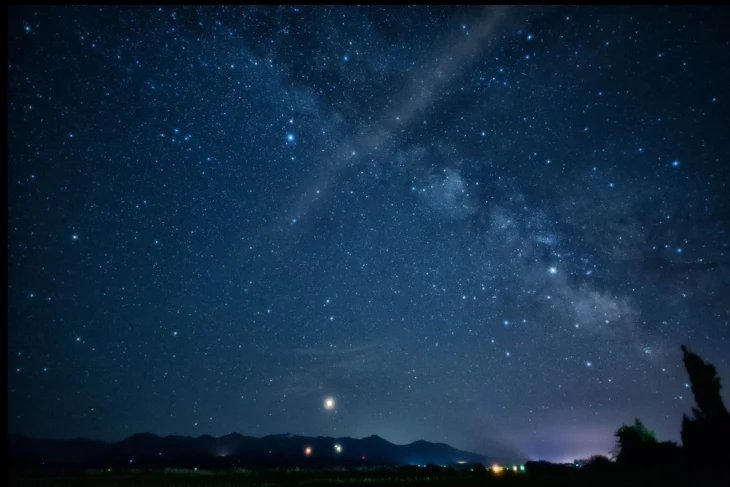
left=8, top=6, right=730, bottom=462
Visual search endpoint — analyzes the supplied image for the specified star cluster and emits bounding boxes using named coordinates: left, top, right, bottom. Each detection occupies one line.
left=8, top=6, right=730, bottom=462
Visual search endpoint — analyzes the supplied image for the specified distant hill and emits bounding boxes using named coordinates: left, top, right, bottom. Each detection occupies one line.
left=8, top=433, right=504, bottom=469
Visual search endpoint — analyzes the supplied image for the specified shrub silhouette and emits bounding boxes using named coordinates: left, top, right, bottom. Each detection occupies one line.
left=680, top=345, right=730, bottom=463
left=583, top=454, right=613, bottom=471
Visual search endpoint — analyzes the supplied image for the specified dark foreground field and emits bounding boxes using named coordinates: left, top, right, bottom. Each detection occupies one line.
left=8, top=466, right=730, bottom=487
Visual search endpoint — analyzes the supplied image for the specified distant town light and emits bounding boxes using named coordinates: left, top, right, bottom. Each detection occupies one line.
left=305, top=446, right=312, bottom=456
left=334, top=444, right=342, bottom=453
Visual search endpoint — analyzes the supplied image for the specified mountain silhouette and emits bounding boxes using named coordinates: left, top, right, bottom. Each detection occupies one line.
left=8, top=433, right=505, bottom=469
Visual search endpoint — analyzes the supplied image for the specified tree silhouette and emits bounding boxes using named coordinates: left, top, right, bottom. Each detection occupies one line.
left=614, top=418, right=658, bottom=466
left=613, top=418, right=681, bottom=468
left=680, top=345, right=730, bottom=463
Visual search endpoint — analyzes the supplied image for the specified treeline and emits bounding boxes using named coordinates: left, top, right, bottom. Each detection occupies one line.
left=576, top=345, right=730, bottom=470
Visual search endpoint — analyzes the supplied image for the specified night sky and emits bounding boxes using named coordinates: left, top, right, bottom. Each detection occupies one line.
left=8, top=6, right=730, bottom=463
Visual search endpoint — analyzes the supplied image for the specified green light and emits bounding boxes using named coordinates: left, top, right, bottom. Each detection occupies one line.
left=520, top=465, right=525, bottom=472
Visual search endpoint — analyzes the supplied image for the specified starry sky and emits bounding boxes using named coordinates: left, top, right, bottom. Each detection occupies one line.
left=8, top=6, right=730, bottom=463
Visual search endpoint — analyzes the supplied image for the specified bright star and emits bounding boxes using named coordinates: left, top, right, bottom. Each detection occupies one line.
left=324, top=397, right=335, bottom=410
left=549, top=267, right=557, bottom=274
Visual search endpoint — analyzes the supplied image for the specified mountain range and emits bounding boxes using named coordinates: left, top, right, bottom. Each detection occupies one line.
left=8, top=433, right=504, bottom=469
